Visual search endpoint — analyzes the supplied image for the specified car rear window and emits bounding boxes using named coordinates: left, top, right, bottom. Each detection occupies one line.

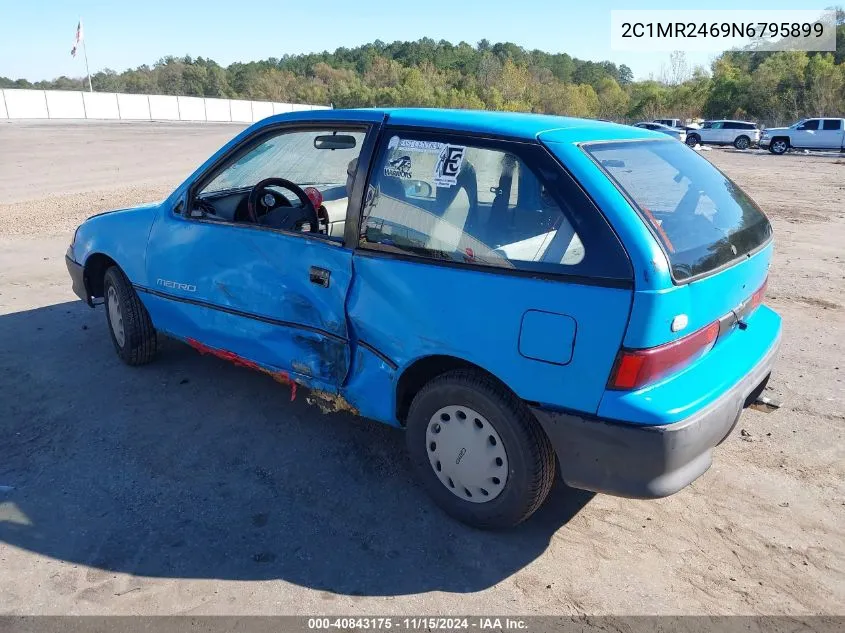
left=585, top=140, right=772, bottom=281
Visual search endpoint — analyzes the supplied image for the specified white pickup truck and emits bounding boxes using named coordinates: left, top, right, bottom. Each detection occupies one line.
left=760, top=118, right=845, bottom=154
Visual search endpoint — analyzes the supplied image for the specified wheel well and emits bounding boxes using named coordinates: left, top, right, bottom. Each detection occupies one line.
left=395, top=355, right=513, bottom=425
left=83, top=254, right=118, bottom=299
left=772, top=136, right=790, bottom=145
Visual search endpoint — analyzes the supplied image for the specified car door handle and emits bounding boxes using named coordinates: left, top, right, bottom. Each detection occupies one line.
left=309, top=266, right=331, bottom=288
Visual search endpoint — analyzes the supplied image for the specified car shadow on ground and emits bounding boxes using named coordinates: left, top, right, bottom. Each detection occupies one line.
left=0, top=300, right=594, bottom=596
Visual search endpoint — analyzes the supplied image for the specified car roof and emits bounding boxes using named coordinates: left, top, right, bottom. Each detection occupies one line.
left=265, top=107, right=661, bottom=144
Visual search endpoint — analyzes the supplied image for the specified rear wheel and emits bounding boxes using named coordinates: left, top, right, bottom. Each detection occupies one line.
left=405, top=369, right=555, bottom=529
left=769, top=138, right=789, bottom=155
left=103, top=266, right=157, bottom=366
left=734, top=135, right=751, bottom=150
left=685, top=133, right=700, bottom=147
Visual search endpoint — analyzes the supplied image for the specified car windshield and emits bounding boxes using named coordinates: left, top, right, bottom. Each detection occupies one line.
left=586, top=140, right=772, bottom=281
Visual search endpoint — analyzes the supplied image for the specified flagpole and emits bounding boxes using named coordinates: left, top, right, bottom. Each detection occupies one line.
left=82, top=37, right=93, bottom=92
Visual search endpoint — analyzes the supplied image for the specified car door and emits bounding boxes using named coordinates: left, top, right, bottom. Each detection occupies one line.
left=713, top=121, right=731, bottom=144
left=141, top=115, right=382, bottom=393
left=722, top=121, right=740, bottom=144
left=346, top=128, right=634, bottom=417
left=698, top=121, right=715, bottom=143
left=792, top=119, right=820, bottom=148
left=821, top=119, right=844, bottom=149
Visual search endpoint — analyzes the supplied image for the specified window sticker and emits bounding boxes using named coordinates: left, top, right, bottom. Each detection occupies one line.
left=384, top=154, right=413, bottom=179
left=398, top=139, right=444, bottom=153
left=433, top=144, right=466, bottom=188
left=388, top=135, right=400, bottom=151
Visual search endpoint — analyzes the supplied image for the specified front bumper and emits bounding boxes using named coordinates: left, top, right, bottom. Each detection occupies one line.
left=531, top=333, right=781, bottom=499
left=65, top=252, right=89, bottom=304
left=759, top=137, right=771, bottom=148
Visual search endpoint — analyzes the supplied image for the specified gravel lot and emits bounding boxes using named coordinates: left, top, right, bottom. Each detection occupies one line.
left=0, top=121, right=843, bottom=616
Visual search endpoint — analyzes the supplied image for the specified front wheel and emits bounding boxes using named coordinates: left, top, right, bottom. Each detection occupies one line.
left=405, top=370, right=555, bottom=529
left=103, top=266, right=158, bottom=366
left=685, top=134, right=700, bottom=147
left=769, top=138, right=789, bottom=155
left=734, top=135, right=751, bottom=150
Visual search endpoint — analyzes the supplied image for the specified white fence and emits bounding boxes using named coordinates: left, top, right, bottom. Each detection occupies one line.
left=0, top=89, right=330, bottom=123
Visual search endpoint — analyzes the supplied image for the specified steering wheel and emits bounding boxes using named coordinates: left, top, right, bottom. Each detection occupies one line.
left=246, top=178, right=319, bottom=232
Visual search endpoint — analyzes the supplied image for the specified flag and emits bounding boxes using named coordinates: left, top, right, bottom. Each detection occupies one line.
left=71, top=20, right=83, bottom=58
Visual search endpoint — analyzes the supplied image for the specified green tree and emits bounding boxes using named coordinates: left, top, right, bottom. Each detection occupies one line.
left=805, top=53, right=844, bottom=116
left=596, top=78, right=629, bottom=119
left=704, top=57, right=752, bottom=119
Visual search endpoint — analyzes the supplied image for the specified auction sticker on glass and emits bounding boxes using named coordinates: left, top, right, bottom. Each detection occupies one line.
left=433, top=145, right=466, bottom=188
left=610, top=9, right=836, bottom=52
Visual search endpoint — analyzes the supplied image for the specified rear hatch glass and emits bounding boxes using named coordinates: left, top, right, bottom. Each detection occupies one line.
left=585, top=140, right=772, bottom=281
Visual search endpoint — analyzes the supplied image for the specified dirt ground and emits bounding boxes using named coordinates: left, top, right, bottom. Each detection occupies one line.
left=0, top=121, right=843, bottom=616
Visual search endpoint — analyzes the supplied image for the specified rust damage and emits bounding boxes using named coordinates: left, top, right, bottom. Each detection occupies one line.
left=185, top=338, right=359, bottom=415
left=305, top=391, right=360, bottom=416
left=186, top=338, right=298, bottom=401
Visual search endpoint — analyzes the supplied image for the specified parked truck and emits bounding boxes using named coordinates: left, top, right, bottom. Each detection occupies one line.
left=760, top=118, right=845, bottom=154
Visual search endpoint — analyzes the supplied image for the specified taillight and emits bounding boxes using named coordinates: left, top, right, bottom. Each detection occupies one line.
left=608, top=321, right=720, bottom=390
left=749, top=276, right=768, bottom=312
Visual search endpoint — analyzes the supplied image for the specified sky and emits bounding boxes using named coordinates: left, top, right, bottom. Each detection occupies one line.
left=0, top=0, right=830, bottom=82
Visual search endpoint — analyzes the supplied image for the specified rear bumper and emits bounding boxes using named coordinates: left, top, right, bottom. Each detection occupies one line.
left=65, top=252, right=89, bottom=305
left=531, top=332, right=781, bottom=499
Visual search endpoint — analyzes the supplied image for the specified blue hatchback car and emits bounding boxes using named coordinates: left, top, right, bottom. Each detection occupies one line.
left=66, top=109, right=781, bottom=529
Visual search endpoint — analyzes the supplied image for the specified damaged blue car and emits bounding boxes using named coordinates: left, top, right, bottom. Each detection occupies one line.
left=66, top=109, right=781, bottom=529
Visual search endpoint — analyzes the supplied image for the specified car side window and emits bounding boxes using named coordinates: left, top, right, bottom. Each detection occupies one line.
left=711, top=122, right=724, bottom=129
left=823, top=119, right=842, bottom=131
left=701, top=122, right=713, bottom=129
left=800, top=120, right=820, bottom=130
left=358, top=132, right=632, bottom=280
left=724, top=122, right=739, bottom=130
left=192, top=128, right=366, bottom=228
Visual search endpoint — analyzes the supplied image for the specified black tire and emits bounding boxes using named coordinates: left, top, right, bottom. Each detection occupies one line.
left=734, top=135, right=751, bottom=150
left=685, top=133, right=700, bottom=147
left=405, top=369, right=555, bottom=529
left=103, top=266, right=157, bottom=366
left=769, top=138, right=789, bottom=155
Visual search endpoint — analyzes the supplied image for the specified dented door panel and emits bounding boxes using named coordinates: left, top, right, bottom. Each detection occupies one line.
left=339, top=346, right=399, bottom=424
left=344, top=254, right=633, bottom=418
left=144, top=213, right=353, bottom=389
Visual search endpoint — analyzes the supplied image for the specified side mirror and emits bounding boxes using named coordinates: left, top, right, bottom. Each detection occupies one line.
left=314, top=134, right=357, bottom=150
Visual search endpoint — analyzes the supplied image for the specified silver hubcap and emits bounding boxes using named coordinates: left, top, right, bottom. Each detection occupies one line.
left=737, top=138, right=748, bottom=149
left=426, top=405, right=509, bottom=503
left=107, top=286, right=125, bottom=347
left=773, top=141, right=787, bottom=153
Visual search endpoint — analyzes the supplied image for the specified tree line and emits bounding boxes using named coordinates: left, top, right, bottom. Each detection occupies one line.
left=3, top=19, right=843, bottom=127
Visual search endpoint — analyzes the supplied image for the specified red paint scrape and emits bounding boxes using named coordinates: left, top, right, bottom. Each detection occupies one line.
left=187, top=338, right=297, bottom=401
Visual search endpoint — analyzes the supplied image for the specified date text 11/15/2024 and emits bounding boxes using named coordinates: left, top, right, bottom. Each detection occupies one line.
left=307, top=617, right=528, bottom=630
